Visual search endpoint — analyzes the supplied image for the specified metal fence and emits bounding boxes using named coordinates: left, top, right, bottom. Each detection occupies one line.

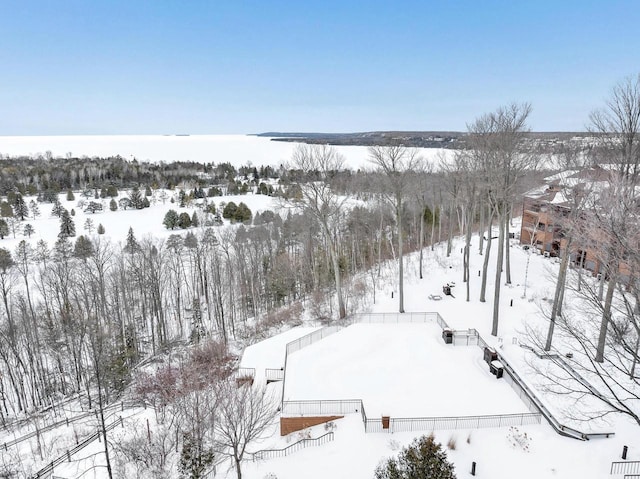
left=452, top=329, right=480, bottom=346
left=32, top=417, right=123, bottom=478
left=286, top=326, right=342, bottom=355
left=281, top=399, right=363, bottom=416
left=236, top=367, right=256, bottom=379
left=252, top=432, right=334, bottom=461
left=383, top=413, right=541, bottom=433
left=265, top=368, right=284, bottom=382
left=612, top=461, right=640, bottom=475
left=351, top=312, right=443, bottom=325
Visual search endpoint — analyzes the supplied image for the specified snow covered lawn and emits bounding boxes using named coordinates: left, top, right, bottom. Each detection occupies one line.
left=284, top=323, right=529, bottom=417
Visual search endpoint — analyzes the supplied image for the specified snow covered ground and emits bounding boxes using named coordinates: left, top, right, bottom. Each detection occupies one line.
left=0, top=175, right=638, bottom=477
left=283, top=322, right=528, bottom=417
left=235, top=233, right=640, bottom=479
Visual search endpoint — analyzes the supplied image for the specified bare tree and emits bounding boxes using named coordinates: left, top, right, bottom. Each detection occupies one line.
left=588, top=73, right=640, bottom=362
left=466, top=103, right=533, bottom=335
left=213, top=380, right=278, bottom=479
left=291, top=144, right=349, bottom=319
left=368, top=145, right=424, bottom=313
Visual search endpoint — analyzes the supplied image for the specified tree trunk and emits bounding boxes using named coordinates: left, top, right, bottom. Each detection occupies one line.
left=492, top=209, right=506, bottom=336
left=397, top=200, right=405, bottom=314
left=505, top=213, right=512, bottom=285
left=478, top=202, right=485, bottom=255
left=596, top=272, right=617, bottom=362
left=480, top=211, right=494, bottom=303
left=545, top=236, right=572, bottom=351
left=419, top=207, right=424, bottom=280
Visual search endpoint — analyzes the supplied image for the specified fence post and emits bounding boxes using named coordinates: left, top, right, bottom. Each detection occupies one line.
left=622, top=445, right=628, bottom=460
left=471, top=461, right=476, bottom=476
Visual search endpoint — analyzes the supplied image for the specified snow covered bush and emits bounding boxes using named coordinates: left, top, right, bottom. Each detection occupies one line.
left=374, top=434, right=456, bottom=479
left=507, top=426, right=531, bottom=452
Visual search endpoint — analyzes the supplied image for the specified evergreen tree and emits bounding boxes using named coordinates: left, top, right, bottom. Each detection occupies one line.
left=13, top=194, right=28, bottom=220
left=29, top=200, right=40, bottom=219
left=59, top=209, right=76, bottom=238
left=66, top=189, right=75, bottom=201
left=84, top=218, right=95, bottom=233
left=178, top=212, right=192, bottom=229
left=85, top=201, right=103, bottom=213
left=179, top=432, right=214, bottom=479
left=191, top=211, right=199, bottom=227
left=163, top=209, right=179, bottom=230
left=0, top=219, right=8, bottom=239
left=124, top=227, right=138, bottom=253
left=235, top=202, right=252, bottom=223
left=145, top=185, right=152, bottom=196
left=106, top=185, right=118, bottom=197
left=129, top=186, right=143, bottom=209
left=142, top=196, right=150, bottom=208
left=0, top=201, right=13, bottom=218
left=374, top=434, right=456, bottom=479
left=222, top=201, right=237, bottom=220
left=109, top=198, right=117, bottom=211
left=51, top=199, right=64, bottom=218
left=97, top=223, right=106, bottom=234
left=74, top=235, right=94, bottom=260
left=23, top=223, right=34, bottom=237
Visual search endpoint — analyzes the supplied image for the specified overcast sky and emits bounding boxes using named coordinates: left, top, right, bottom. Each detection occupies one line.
left=1, top=1, right=638, bottom=135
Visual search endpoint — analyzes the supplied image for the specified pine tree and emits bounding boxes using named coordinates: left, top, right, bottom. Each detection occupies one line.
left=178, top=212, right=192, bottom=229
left=222, top=201, right=237, bottom=220
left=0, top=201, right=13, bottom=218
left=191, top=211, right=199, bottom=227
left=124, top=227, right=138, bottom=253
left=163, top=209, right=179, bottom=230
left=109, top=198, right=117, bottom=211
left=66, top=189, right=75, bottom=201
left=51, top=199, right=64, bottom=218
left=59, top=209, right=76, bottom=238
left=179, top=432, right=214, bottom=479
left=97, top=223, right=105, bottom=234
left=375, top=434, right=456, bottom=479
left=235, top=202, right=252, bottom=223
left=13, top=194, right=28, bottom=220
left=74, top=235, right=94, bottom=260
left=29, top=200, right=40, bottom=219
left=129, top=186, right=143, bottom=209
left=23, top=224, right=34, bottom=237
left=0, top=219, right=8, bottom=239
left=84, top=218, right=95, bottom=233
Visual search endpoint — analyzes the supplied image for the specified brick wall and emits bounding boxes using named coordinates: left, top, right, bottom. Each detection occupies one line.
left=280, top=416, right=343, bottom=436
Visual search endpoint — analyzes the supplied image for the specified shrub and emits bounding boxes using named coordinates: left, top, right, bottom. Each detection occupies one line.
left=447, top=435, right=457, bottom=450
left=374, top=434, right=456, bottom=479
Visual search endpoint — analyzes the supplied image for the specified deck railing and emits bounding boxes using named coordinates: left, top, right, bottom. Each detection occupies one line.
left=611, top=461, right=640, bottom=475
left=252, top=432, right=334, bottom=461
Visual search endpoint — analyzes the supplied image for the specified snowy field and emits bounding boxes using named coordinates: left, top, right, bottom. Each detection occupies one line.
left=283, top=323, right=529, bottom=417
left=0, top=134, right=454, bottom=170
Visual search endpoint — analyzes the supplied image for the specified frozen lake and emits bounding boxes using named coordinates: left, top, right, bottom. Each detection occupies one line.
left=0, top=134, right=454, bottom=170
